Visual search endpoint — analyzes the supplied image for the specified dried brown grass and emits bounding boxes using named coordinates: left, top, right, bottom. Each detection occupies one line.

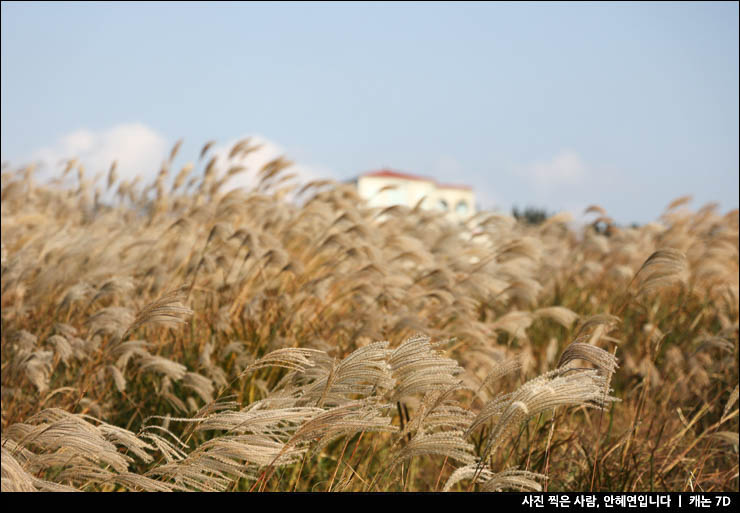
left=1, top=144, right=737, bottom=491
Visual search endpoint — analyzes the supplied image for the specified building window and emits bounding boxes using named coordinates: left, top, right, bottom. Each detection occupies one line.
left=438, top=199, right=448, bottom=211
left=455, top=200, right=469, bottom=215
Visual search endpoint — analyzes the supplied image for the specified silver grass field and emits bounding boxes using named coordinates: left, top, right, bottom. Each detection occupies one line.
left=1, top=140, right=738, bottom=491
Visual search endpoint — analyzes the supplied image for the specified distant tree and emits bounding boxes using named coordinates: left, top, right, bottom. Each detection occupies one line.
left=512, top=205, right=550, bottom=225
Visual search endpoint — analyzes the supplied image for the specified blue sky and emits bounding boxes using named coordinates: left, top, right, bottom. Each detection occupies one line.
left=2, top=1, right=738, bottom=224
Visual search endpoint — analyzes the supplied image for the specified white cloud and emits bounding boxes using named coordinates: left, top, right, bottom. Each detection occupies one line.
left=524, top=149, right=588, bottom=188
left=210, top=134, right=336, bottom=192
left=24, top=126, right=337, bottom=200
left=29, top=123, right=168, bottom=185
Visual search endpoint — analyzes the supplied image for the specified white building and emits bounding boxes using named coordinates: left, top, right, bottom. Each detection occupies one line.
left=353, top=169, right=476, bottom=223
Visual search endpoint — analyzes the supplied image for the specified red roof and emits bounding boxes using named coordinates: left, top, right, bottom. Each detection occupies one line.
left=361, top=169, right=472, bottom=191
left=437, top=183, right=473, bottom=191
left=361, top=169, right=435, bottom=183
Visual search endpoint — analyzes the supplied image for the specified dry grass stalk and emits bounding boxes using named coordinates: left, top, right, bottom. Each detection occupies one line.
left=1, top=147, right=736, bottom=492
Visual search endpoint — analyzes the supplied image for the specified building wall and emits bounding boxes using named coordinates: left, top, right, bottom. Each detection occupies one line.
left=436, top=187, right=476, bottom=223
left=356, top=174, right=475, bottom=222
left=357, top=175, right=431, bottom=208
